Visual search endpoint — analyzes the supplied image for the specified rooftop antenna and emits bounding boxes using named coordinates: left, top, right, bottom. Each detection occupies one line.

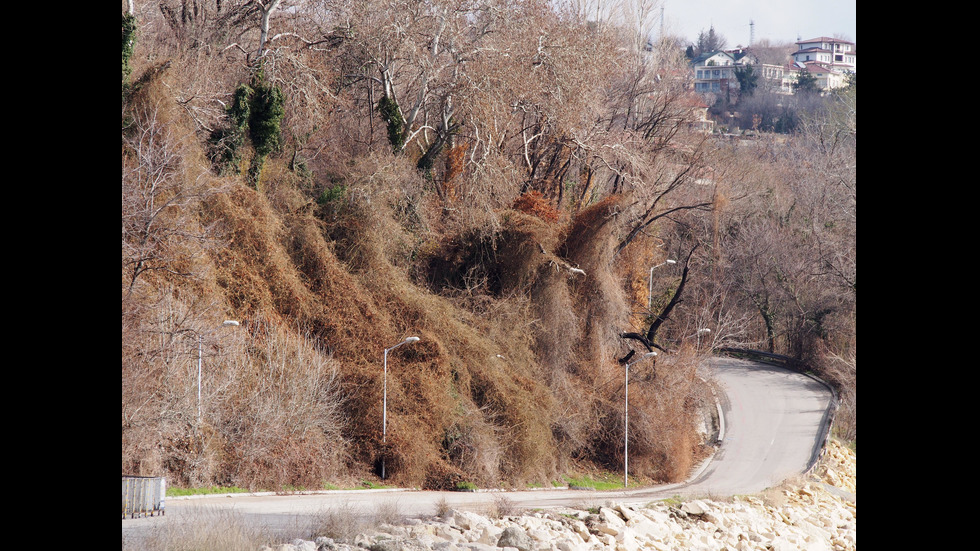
left=749, top=20, right=755, bottom=46
left=660, top=5, right=664, bottom=38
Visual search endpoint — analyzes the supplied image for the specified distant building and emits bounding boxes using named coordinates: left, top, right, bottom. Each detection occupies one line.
left=724, top=47, right=792, bottom=94
left=685, top=96, right=714, bottom=133
left=700, top=37, right=856, bottom=96
left=792, top=37, right=856, bottom=74
left=787, top=61, right=849, bottom=91
left=691, top=51, right=736, bottom=95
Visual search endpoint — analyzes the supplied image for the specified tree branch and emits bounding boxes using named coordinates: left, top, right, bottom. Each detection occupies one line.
left=646, top=244, right=698, bottom=345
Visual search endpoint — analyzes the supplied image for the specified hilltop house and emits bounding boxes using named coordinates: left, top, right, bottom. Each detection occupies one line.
left=786, top=61, right=849, bottom=91
left=792, top=37, right=856, bottom=73
left=692, top=51, right=736, bottom=95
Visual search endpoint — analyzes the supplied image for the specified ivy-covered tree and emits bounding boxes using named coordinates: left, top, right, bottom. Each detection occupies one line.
left=207, top=67, right=284, bottom=187
left=377, top=93, right=405, bottom=153
left=122, top=11, right=137, bottom=94
left=248, top=72, right=285, bottom=160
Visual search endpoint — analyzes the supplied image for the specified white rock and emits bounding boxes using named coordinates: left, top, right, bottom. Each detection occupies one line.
left=769, top=535, right=800, bottom=551
left=592, top=523, right=619, bottom=537
left=476, top=525, right=502, bottom=545
left=454, top=510, right=491, bottom=531
left=528, top=528, right=554, bottom=542
left=435, top=524, right=464, bottom=542
left=680, top=500, right=708, bottom=516
left=613, top=505, right=637, bottom=522
left=599, top=507, right=625, bottom=527
left=625, top=517, right=668, bottom=542
left=570, top=519, right=590, bottom=541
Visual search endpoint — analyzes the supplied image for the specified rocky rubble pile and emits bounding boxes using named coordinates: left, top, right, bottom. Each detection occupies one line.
left=262, top=442, right=855, bottom=551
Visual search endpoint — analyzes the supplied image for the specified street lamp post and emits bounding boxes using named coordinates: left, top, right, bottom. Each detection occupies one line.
left=648, top=260, right=677, bottom=310
left=624, top=351, right=657, bottom=488
left=382, top=336, right=420, bottom=480
left=695, top=328, right=711, bottom=350
left=197, top=320, right=239, bottom=424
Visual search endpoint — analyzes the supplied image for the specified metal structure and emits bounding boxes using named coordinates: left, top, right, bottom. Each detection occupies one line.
left=122, top=476, right=166, bottom=518
left=382, top=336, right=420, bottom=479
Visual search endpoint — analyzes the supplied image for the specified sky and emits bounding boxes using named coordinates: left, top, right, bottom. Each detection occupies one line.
left=656, top=0, right=856, bottom=47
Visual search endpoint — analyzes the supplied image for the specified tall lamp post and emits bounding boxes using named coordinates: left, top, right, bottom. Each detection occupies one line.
left=197, top=320, right=240, bottom=424
left=648, top=260, right=677, bottom=310
left=382, top=336, right=420, bottom=480
left=624, top=351, right=657, bottom=488
left=695, top=328, right=711, bottom=350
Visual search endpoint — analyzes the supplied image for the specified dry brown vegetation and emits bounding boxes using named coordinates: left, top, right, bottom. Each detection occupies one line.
left=122, top=0, right=854, bottom=492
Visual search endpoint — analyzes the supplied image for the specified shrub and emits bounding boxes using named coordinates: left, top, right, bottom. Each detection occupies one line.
left=486, top=493, right=518, bottom=519
left=512, top=190, right=560, bottom=223
left=311, top=501, right=364, bottom=543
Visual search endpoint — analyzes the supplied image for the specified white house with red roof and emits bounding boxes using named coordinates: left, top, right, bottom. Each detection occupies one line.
left=792, top=37, right=856, bottom=73
left=791, top=61, right=848, bottom=91
left=769, top=37, right=856, bottom=93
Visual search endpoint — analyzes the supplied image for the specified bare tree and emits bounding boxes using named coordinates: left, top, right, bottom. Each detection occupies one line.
left=255, top=0, right=282, bottom=59
left=122, top=94, right=226, bottom=297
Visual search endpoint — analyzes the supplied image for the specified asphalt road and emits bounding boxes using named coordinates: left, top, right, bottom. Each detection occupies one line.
left=122, top=357, right=834, bottom=543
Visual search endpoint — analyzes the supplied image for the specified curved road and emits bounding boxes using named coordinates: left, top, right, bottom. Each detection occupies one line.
left=122, top=357, right=834, bottom=541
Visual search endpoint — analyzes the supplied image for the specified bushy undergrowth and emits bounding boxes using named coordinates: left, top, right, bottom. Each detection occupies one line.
left=121, top=82, right=706, bottom=488
left=120, top=6, right=770, bottom=493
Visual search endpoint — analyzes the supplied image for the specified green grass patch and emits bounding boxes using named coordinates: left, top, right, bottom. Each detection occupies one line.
left=455, top=481, right=478, bottom=491
left=166, top=485, right=252, bottom=497
left=357, top=480, right=392, bottom=490
left=564, top=473, right=624, bottom=491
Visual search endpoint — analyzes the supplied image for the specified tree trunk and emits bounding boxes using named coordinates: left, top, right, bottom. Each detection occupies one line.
left=257, top=0, right=281, bottom=59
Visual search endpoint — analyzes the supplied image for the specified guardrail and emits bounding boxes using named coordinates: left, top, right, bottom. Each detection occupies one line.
left=122, top=476, right=166, bottom=519
left=717, top=347, right=810, bottom=373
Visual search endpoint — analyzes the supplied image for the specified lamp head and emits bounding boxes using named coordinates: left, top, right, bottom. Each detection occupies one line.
left=405, top=337, right=420, bottom=344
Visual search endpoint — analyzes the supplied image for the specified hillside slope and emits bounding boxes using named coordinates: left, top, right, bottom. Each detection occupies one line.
left=122, top=67, right=712, bottom=491
left=122, top=1, right=853, bottom=493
